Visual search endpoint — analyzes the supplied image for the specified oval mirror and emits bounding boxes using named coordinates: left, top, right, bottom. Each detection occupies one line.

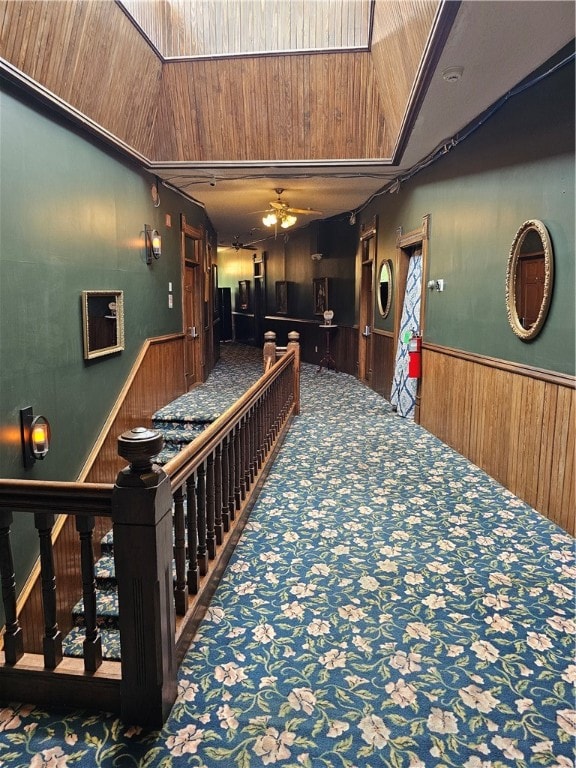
left=377, top=259, right=393, bottom=317
left=506, top=220, right=553, bottom=341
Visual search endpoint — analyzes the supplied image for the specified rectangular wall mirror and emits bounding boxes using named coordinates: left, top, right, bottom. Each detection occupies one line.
left=81, top=290, right=125, bottom=360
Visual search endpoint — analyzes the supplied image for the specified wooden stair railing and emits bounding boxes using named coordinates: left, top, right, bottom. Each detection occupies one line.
left=0, top=334, right=300, bottom=727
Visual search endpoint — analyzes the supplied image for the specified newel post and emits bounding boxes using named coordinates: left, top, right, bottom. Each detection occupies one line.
left=112, top=427, right=177, bottom=727
left=287, top=331, right=301, bottom=415
left=263, top=330, right=276, bottom=371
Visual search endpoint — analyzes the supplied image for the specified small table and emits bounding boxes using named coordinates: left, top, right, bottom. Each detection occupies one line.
left=317, top=324, right=338, bottom=373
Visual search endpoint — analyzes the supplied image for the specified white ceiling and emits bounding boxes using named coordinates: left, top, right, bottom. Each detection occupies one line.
left=146, top=1, right=574, bottom=250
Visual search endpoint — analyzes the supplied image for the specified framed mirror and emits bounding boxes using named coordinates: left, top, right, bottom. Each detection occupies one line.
left=82, top=290, right=125, bottom=360
left=377, top=259, right=393, bottom=317
left=506, top=220, right=553, bottom=341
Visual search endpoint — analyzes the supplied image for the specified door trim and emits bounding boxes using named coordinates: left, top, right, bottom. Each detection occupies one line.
left=393, top=214, right=430, bottom=422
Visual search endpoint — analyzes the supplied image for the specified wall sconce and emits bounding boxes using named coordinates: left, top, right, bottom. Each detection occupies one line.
left=20, top=407, right=51, bottom=469
left=144, top=225, right=162, bottom=264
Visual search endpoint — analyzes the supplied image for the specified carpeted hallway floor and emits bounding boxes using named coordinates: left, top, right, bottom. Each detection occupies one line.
left=1, top=345, right=574, bottom=767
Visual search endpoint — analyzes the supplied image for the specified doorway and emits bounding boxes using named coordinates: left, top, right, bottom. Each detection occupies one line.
left=390, top=215, right=430, bottom=422
left=253, top=253, right=266, bottom=346
left=181, top=215, right=205, bottom=390
left=358, top=218, right=377, bottom=383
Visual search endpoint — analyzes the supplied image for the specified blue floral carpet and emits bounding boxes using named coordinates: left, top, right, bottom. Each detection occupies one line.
left=1, top=347, right=574, bottom=767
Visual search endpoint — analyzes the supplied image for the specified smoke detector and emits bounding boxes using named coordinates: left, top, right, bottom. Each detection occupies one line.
left=442, top=66, right=463, bottom=83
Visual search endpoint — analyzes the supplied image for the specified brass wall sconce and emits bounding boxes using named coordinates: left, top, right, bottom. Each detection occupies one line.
left=144, top=225, right=162, bottom=264
left=20, top=407, right=51, bottom=468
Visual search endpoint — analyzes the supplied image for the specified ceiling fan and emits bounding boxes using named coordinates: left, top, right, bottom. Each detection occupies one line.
left=218, top=235, right=258, bottom=252
left=262, top=188, right=322, bottom=229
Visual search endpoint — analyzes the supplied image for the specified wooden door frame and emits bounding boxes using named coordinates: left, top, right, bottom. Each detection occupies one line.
left=393, top=213, right=430, bottom=422
left=181, top=214, right=205, bottom=387
left=357, top=217, right=378, bottom=383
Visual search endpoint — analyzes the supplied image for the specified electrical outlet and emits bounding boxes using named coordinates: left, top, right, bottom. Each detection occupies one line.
left=315, top=346, right=318, bottom=353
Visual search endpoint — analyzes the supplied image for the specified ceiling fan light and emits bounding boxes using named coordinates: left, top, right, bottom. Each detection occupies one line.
left=263, top=213, right=277, bottom=227
left=281, top=214, right=297, bottom=229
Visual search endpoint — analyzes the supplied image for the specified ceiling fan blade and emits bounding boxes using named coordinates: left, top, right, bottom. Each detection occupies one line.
left=269, top=201, right=287, bottom=210
left=286, top=207, right=323, bottom=215
left=219, top=242, right=256, bottom=251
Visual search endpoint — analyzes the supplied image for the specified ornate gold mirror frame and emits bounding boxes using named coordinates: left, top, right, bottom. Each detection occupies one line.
left=505, top=219, right=553, bottom=341
left=82, top=290, right=125, bottom=360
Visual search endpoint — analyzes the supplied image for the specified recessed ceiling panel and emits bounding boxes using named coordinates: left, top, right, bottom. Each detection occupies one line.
left=119, top=0, right=372, bottom=59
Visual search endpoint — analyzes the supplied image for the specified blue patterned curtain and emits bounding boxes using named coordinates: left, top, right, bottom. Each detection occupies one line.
left=390, top=252, right=422, bottom=419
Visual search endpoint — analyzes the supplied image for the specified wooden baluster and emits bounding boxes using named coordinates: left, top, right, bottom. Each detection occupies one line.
left=240, top=418, right=248, bottom=500
left=206, top=452, right=216, bottom=560
left=186, top=474, right=199, bottom=594
left=0, top=511, right=24, bottom=665
left=221, top=435, right=230, bottom=533
left=234, top=424, right=242, bottom=510
left=281, top=368, right=290, bottom=419
left=214, top=443, right=224, bottom=545
left=264, top=388, right=273, bottom=453
left=228, top=430, right=237, bottom=521
left=196, top=462, right=208, bottom=576
left=34, top=512, right=62, bottom=669
left=245, top=415, right=252, bottom=493
left=271, top=380, right=280, bottom=442
left=75, top=515, right=102, bottom=672
left=258, top=398, right=266, bottom=468
left=173, top=486, right=187, bottom=615
left=248, top=406, right=256, bottom=484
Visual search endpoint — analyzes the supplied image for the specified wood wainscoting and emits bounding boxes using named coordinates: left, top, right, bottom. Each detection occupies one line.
left=420, top=343, right=575, bottom=535
left=263, top=318, right=358, bottom=377
left=82, top=333, right=185, bottom=484
left=371, top=330, right=395, bottom=398
left=14, top=334, right=186, bottom=653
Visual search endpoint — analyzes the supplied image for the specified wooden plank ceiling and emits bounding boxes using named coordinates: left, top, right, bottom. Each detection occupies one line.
left=0, top=0, right=439, bottom=162
left=119, top=0, right=373, bottom=58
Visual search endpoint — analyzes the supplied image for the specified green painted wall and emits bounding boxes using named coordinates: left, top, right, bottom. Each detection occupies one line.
left=368, top=55, right=574, bottom=375
left=0, top=87, right=207, bottom=597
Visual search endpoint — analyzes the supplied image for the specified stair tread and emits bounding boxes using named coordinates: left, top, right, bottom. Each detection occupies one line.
left=63, top=627, right=121, bottom=661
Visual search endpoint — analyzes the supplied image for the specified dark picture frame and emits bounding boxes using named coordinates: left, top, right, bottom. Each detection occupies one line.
left=313, top=277, right=328, bottom=315
left=276, top=280, right=288, bottom=314
left=238, top=280, right=250, bottom=311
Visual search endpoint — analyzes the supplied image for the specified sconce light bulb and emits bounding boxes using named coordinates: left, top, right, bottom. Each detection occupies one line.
left=30, top=416, right=50, bottom=459
left=32, top=425, right=47, bottom=451
left=152, top=231, right=162, bottom=258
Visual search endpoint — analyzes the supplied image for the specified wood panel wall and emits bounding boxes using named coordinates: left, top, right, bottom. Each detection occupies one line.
left=15, top=334, right=186, bottom=653
left=420, top=344, right=575, bottom=535
left=0, top=1, right=437, bottom=164
left=0, top=0, right=162, bottom=156
left=121, top=0, right=371, bottom=59
left=154, top=52, right=389, bottom=161
left=83, top=334, right=186, bottom=484
left=371, top=330, right=395, bottom=397
left=370, top=0, right=440, bottom=144
left=263, top=318, right=358, bottom=377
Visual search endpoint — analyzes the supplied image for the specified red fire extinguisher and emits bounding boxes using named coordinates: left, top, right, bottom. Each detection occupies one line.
left=408, top=331, right=422, bottom=379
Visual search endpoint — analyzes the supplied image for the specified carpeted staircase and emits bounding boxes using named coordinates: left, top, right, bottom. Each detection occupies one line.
left=62, top=344, right=264, bottom=661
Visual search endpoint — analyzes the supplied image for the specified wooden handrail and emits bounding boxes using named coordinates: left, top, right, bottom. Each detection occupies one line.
left=0, top=333, right=301, bottom=726
left=164, top=349, right=295, bottom=489
left=0, top=480, right=113, bottom=516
